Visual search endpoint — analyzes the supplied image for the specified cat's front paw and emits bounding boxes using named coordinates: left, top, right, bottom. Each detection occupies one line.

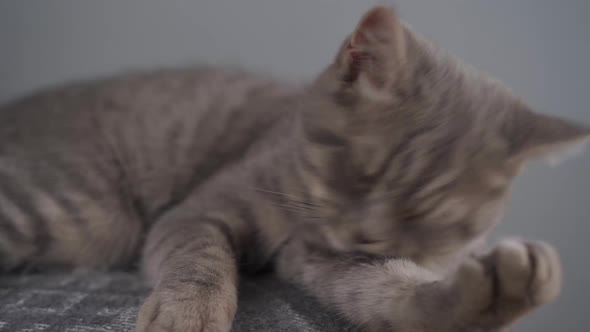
left=135, top=283, right=236, bottom=332
left=449, top=238, right=562, bottom=330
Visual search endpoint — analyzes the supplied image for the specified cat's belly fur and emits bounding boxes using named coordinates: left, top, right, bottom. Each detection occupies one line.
left=0, top=67, right=295, bottom=270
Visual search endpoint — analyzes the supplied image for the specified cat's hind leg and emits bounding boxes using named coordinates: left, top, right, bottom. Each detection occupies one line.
left=0, top=177, right=143, bottom=272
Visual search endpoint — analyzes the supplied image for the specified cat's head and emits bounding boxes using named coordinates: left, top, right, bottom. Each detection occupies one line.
left=298, top=6, right=590, bottom=262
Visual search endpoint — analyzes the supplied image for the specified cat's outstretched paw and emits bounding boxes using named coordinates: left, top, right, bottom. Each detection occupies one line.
left=449, top=238, right=562, bottom=330
left=135, top=284, right=235, bottom=332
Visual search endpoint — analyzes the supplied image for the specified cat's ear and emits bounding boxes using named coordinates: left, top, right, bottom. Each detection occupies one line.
left=335, top=5, right=408, bottom=95
left=505, top=108, right=590, bottom=166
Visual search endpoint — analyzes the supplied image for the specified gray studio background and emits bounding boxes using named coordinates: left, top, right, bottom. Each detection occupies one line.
left=1, top=1, right=588, bottom=331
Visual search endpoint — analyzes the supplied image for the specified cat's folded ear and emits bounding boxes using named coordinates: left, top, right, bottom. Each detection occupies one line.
left=505, top=107, right=590, bottom=166
left=335, top=5, right=408, bottom=96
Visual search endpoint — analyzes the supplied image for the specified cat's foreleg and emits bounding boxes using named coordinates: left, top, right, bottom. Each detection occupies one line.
left=275, top=238, right=451, bottom=331
left=135, top=213, right=244, bottom=332
left=275, top=238, right=562, bottom=332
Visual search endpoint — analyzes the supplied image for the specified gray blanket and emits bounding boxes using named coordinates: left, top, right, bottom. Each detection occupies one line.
left=0, top=272, right=355, bottom=332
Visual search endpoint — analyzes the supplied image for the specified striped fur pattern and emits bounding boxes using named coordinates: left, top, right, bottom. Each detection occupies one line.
left=1, top=6, right=588, bottom=332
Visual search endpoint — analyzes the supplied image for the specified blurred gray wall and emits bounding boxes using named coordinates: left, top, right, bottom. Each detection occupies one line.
left=1, top=1, right=589, bottom=331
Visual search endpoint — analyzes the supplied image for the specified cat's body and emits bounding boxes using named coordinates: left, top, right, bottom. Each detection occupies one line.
left=0, top=67, right=296, bottom=271
left=1, top=6, right=588, bottom=332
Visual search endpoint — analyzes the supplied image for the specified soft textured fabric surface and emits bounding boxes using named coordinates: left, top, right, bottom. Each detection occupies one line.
left=0, top=272, right=355, bottom=332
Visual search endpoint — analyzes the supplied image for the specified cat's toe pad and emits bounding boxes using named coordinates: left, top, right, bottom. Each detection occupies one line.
left=490, top=239, right=562, bottom=306
left=450, top=238, right=562, bottom=329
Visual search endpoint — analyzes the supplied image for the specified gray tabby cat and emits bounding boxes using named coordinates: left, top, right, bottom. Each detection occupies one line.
left=0, top=5, right=588, bottom=332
